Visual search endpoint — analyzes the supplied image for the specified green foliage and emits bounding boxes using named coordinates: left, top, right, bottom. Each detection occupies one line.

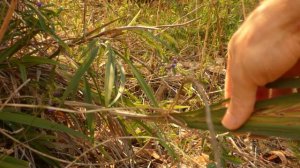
left=172, top=89, right=300, bottom=139
left=3, top=0, right=290, bottom=167
left=104, top=44, right=116, bottom=107
left=0, top=155, right=29, bottom=168
left=0, top=110, right=87, bottom=139
left=62, top=40, right=99, bottom=102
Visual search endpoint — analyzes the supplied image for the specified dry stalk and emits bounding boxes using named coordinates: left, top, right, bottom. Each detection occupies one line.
left=184, top=76, right=222, bottom=168
left=0, top=79, right=31, bottom=111
left=73, top=18, right=202, bottom=45
left=0, top=127, right=159, bottom=167
left=65, top=136, right=158, bottom=168
left=82, top=0, right=87, bottom=39
left=241, top=0, right=247, bottom=20
left=0, top=0, right=18, bottom=43
left=0, top=128, right=80, bottom=165
left=0, top=103, right=168, bottom=119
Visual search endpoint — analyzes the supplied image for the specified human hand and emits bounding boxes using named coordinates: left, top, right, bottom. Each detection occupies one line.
left=222, top=0, right=300, bottom=130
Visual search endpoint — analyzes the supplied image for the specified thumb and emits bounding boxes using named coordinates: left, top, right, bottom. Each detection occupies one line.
left=222, top=80, right=257, bottom=130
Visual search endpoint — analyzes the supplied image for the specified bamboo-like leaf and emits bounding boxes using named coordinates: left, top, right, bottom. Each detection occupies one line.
left=0, top=111, right=87, bottom=139
left=62, top=41, right=99, bottom=101
left=26, top=2, right=70, bottom=52
left=266, top=77, right=300, bottom=88
left=135, top=31, right=179, bottom=61
left=152, top=32, right=179, bottom=54
left=17, top=63, right=27, bottom=83
left=122, top=57, right=158, bottom=107
left=223, top=153, right=243, bottom=165
left=160, top=33, right=179, bottom=54
left=0, top=31, right=39, bottom=63
left=20, top=56, right=58, bottom=65
left=109, top=60, right=126, bottom=107
left=135, top=120, right=178, bottom=160
left=170, top=93, right=300, bottom=139
left=0, top=155, right=29, bottom=168
left=135, top=31, right=165, bottom=61
left=104, top=44, right=116, bottom=107
left=83, top=77, right=95, bottom=142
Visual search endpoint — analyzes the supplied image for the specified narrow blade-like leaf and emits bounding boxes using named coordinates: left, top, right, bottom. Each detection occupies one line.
left=0, top=111, right=87, bottom=139
left=62, top=41, right=99, bottom=101
left=122, top=57, right=158, bottom=107
left=104, top=44, right=116, bottom=107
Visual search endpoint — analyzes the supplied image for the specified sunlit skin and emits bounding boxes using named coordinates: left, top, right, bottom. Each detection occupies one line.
left=222, top=0, right=300, bottom=130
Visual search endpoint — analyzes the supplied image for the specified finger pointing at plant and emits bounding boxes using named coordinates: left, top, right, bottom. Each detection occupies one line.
left=222, top=0, right=300, bottom=130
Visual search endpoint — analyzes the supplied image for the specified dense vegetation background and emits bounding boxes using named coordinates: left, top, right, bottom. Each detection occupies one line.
left=0, top=0, right=300, bottom=167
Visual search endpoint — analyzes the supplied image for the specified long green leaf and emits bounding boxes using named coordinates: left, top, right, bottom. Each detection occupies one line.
left=104, top=44, right=116, bottom=107
left=20, top=56, right=58, bottom=65
left=135, top=120, right=178, bottom=160
left=127, top=10, right=141, bottom=26
left=0, top=111, right=87, bottom=139
left=135, top=31, right=165, bottom=61
left=266, top=77, right=300, bottom=88
left=17, top=63, right=27, bottom=83
left=83, top=77, right=95, bottom=143
left=171, top=93, right=300, bottom=139
left=0, top=31, right=38, bottom=63
left=0, top=155, right=29, bottom=168
left=109, top=60, right=126, bottom=107
left=122, top=57, right=158, bottom=107
left=62, top=41, right=99, bottom=101
left=26, top=2, right=70, bottom=52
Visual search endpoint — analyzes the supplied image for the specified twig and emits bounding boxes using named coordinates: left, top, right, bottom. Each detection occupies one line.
left=0, top=128, right=78, bottom=165
left=82, top=0, right=87, bottom=39
left=65, top=136, right=158, bottom=168
left=0, top=103, right=168, bottom=119
left=0, top=128, right=157, bottom=166
left=154, top=17, right=201, bottom=28
left=79, top=17, right=202, bottom=44
left=200, top=11, right=211, bottom=67
left=0, top=0, right=18, bottom=43
left=185, top=76, right=222, bottom=168
left=0, top=79, right=30, bottom=111
left=241, top=0, right=246, bottom=20
left=158, top=4, right=205, bottom=34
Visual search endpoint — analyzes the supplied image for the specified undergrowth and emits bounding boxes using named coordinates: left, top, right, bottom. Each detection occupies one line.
left=0, top=0, right=300, bottom=167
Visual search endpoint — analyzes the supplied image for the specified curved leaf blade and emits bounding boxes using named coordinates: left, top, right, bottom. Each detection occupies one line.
left=0, top=111, right=87, bottom=139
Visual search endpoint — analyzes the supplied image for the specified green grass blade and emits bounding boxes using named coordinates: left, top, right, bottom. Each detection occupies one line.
left=0, top=155, right=29, bottom=168
left=0, top=111, right=87, bottom=139
left=122, top=56, right=158, bottom=107
left=171, top=93, right=300, bottom=139
left=109, top=60, right=126, bottom=107
left=255, top=92, right=300, bottom=108
left=20, top=56, right=58, bottom=65
left=160, top=32, right=179, bottom=54
left=135, top=31, right=179, bottom=61
left=83, top=77, right=96, bottom=142
left=0, top=31, right=38, bottom=63
left=128, top=9, right=141, bottom=26
left=17, top=63, right=27, bottom=83
left=135, top=31, right=165, bottom=61
left=149, top=31, right=179, bottom=55
left=26, top=2, right=70, bottom=52
left=62, top=41, right=99, bottom=101
left=266, top=77, right=300, bottom=89
left=104, top=44, right=116, bottom=107
left=30, top=140, right=60, bottom=167
left=135, top=120, right=178, bottom=160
